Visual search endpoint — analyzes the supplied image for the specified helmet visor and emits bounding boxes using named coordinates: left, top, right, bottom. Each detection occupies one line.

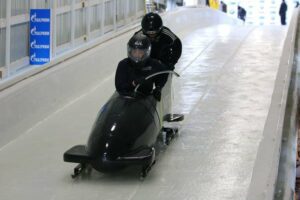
left=128, top=46, right=151, bottom=63
left=145, top=32, right=158, bottom=39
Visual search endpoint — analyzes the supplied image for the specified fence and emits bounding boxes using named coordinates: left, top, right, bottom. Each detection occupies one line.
left=0, top=0, right=145, bottom=79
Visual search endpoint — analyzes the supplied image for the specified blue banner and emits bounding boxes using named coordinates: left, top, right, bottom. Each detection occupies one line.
left=29, top=9, right=51, bottom=65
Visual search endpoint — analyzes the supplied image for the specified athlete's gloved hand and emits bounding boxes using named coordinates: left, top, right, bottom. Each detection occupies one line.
left=167, top=64, right=175, bottom=70
left=153, top=88, right=161, bottom=101
left=133, top=77, right=146, bottom=87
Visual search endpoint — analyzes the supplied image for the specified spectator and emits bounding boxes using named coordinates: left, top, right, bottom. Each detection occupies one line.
left=209, top=0, right=220, bottom=10
left=279, top=0, right=288, bottom=25
left=238, top=6, right=247, bottom=22
left=206, top=0, right=210, bottom=6
left=220, top=1, right=227, bottom=13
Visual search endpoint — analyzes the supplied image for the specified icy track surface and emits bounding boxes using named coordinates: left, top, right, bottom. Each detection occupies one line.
left=0, top=15, right=287, bottom=200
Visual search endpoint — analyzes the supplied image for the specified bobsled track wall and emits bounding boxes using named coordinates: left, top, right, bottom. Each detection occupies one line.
left=246, top=9, right=299, bottom=200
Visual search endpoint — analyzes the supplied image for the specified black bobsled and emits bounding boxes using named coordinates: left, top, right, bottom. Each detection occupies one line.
left=63, top=71, right=184, bottom=178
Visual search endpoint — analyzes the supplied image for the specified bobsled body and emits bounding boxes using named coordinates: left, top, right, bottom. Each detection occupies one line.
left=86, top=92, right=160, bottom=172
left=63, top=73, right=182, bottom=177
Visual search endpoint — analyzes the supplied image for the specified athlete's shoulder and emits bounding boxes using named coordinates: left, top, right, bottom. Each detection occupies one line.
left=134, top=29, right=143, bottom=35
left=118, top=58, right=130, bottom=66
left=161, top=26, right=177, bottom=41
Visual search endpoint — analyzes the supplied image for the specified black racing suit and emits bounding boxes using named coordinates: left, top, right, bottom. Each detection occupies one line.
left=136, top=26, right=182, bottom=70
left=115, top=58, right=168, bottom=96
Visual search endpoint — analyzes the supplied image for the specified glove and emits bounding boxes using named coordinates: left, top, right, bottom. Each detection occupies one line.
left=153, top=88, right=161, bottom=101
left=133, top=77, right=145, bottom=87
left=167, top=64, right=175, bottom=70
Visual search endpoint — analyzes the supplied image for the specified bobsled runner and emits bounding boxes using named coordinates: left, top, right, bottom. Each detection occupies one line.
left=63, top=71, right=184, bottom=178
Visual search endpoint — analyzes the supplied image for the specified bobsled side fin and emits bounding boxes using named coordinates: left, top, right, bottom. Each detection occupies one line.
left=163, top=114, right=184, bottom=122
left=63, top=145, right=92, bottom=163
left=116, top=146, right=155, bottom=165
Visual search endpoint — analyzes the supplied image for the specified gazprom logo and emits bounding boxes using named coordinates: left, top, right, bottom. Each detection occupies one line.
left=30, top=53, right=49, bottom=63
left=30, top=26, right=50, bottom=36
left=30, top=13, right=50, bottom=23
left=30, top=40, right=50, bottom=49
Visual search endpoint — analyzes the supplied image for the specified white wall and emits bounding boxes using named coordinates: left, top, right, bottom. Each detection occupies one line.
left=246, top=8, right=299, bottom=200
left=184, top=0, right=198, bottom=6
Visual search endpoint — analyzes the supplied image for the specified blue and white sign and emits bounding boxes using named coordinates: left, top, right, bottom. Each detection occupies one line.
left=29, top=9, right=51, bottom=65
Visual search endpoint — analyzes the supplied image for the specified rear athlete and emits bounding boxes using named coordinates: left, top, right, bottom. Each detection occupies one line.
left=135, top=12, right=182, bottom=70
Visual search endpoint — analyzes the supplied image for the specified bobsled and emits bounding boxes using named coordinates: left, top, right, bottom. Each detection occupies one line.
left=63, top=71, right=184, bottom=178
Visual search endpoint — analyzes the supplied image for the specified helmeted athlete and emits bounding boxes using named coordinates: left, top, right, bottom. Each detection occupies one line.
left=135, top=12, right=182, bottom=70
left=115, top=33, right=168, bottom=101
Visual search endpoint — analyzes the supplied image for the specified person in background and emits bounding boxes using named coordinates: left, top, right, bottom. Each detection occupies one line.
left=206, top=0, right=210, bottom=7
left=220, top=1, right=227, bottom=13
left=237, top=6, right=247, bottom=22
left=135, top=12, right=182, bottom=71
left=279, top=0, right=288, bottom=25
left=295, top=1, right=299, bottom=8
left=115, top=33, right=167, bottom=101
left=209, top=0, right=220, bottom=10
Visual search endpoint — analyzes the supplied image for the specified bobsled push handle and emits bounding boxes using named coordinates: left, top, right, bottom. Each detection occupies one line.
left=134, top=70, right=180, bottom=93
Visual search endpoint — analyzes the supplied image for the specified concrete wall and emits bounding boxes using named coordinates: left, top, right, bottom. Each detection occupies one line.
left=246, top=9, right=300, bottom=200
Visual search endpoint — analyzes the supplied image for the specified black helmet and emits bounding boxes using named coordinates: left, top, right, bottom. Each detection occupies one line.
left=141, top=12, right=163, bottom=35
left=127, top=33, right=151, bottom=66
